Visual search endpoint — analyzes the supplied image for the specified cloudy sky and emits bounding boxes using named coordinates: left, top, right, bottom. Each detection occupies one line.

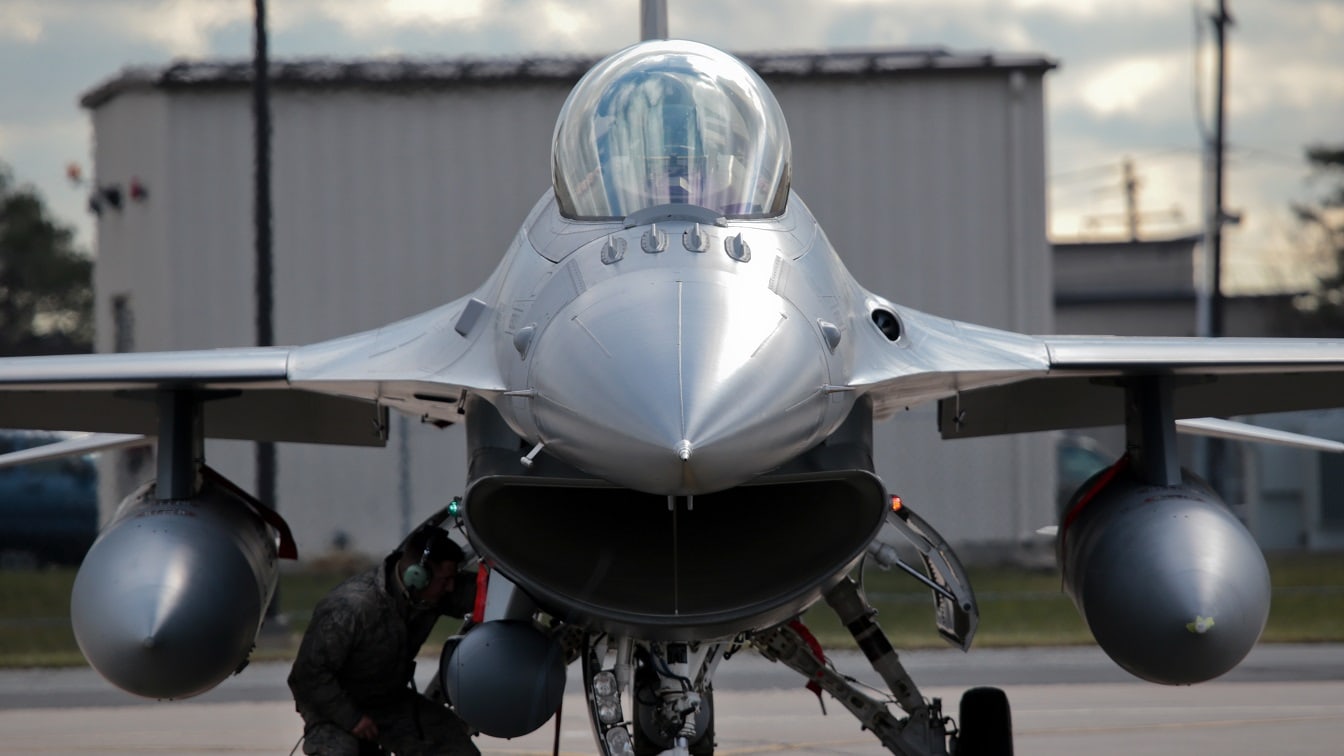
left=1, top=0, right=1341, bottom=293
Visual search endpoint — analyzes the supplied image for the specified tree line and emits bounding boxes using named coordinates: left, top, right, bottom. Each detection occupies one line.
left=0, top=162, right=92, bottom=356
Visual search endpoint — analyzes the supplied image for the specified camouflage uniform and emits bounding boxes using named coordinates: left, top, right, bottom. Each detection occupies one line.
left=289, top=554, right=479, bottom=756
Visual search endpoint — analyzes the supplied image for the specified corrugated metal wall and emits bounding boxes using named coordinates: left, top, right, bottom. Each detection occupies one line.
left=778, top=72, right=1052, bottom=549
left=89, top=64, right=1053, bottom=558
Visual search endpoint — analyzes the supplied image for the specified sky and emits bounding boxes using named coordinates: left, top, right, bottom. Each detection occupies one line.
left=1, top=0, right=1341, bottom=294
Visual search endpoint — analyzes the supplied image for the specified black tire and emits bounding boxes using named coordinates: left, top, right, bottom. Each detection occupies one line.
left=954, top=686, right=1013, bottom=756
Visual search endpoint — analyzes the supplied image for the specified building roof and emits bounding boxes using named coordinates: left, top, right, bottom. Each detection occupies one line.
left=81, top=47, right=1057, bottom=109
left=1052, top=232, right=1204, bottom=253
left=1052, top=233, right=1203, bottom=303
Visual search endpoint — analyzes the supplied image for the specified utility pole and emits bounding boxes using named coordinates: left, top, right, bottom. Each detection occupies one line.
left=641, top=0, right=668, bottom=40
left=1202, top=0, right=1234, bottom=503
left=1123, top=157, right=1139, bottom=241
left=1208, top=0, right=1232, bottom=338
left=1079, top=158, right=1181, bottom=239
left=252, top=0, right=280, bottom=622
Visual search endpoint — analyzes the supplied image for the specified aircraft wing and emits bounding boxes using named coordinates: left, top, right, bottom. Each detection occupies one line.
left=850, top=304, right=1344, bottom=439
left=0, top=291, right=504, bottom=446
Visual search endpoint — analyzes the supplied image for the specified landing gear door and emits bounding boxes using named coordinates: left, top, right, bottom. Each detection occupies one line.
left=875, top=500, right=979, bottom=651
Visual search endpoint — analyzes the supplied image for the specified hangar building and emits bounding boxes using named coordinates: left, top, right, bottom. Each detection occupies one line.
left=79, top=47, right=1056, bottom=560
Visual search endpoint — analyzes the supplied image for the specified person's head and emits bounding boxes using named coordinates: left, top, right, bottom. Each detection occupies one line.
left=397, top=527, right=465, bottom=604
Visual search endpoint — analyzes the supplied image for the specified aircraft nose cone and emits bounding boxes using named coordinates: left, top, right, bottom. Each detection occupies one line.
left=527, top=276, right=832, bottom=494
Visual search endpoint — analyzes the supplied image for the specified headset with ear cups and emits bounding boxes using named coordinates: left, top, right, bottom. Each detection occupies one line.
left=402, top=537, right=436, bottom=594
left=397, top=503, right=462, bottom=596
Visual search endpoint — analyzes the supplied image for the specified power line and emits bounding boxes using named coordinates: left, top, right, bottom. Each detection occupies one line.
left=1050, top=149, right=1201, bottom=183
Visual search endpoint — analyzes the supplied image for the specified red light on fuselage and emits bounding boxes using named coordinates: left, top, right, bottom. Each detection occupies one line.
left=890, top=495, right=903, bottom=512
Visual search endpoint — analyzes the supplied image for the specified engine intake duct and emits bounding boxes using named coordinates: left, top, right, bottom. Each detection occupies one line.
left=465, top=471, right=886, bottom=640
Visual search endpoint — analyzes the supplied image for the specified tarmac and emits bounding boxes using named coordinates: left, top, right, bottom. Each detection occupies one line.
left=1, top=644, right=1341, bottom=755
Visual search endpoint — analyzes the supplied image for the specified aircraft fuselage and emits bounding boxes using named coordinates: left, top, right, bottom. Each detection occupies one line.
left=490, top=194, right=861, bottom=496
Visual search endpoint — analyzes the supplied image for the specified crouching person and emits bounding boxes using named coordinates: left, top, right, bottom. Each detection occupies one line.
left=289, top=526, right=480, bottom=755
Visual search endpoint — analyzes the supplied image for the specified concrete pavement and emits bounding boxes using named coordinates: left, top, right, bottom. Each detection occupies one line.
left=1, top=645, right=1341, bottom=754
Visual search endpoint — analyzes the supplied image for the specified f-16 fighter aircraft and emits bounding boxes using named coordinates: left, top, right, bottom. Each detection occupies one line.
left=4, top=39, right=1344, bottom=755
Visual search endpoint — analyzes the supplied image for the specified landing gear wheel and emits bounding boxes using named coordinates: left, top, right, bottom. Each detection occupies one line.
left=954, top=686, right=1012, bottom=756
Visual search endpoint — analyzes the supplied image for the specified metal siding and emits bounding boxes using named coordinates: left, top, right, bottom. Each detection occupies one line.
left=777, top=75, right=1049, bottom=325
left=1058, top=302, right=1199, bottom=337
left=777, top=73, right=1052, bottom=547
left=87, top=68, right=1053, bottom=554
left=161, top=93, right=255, bottom=350
left=90, top=92, right=171, bottom=523
left=1007, top=75, right=1054, bottom=548
left=91, top=92, right=168, bottom=356
left=263, top=84, right=569, bottom=554
left=270, top=84, right=565, bottom=341
left=1015, top=77, right=1052, bottom=329
left=165, top=94, right=260, bottom=514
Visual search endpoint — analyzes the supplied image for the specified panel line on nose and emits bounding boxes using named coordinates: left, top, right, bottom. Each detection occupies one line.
left=749, top=312, right=788, bottom=359
left=570, top=314, right=611, bottom=358
left=677, top=280, right=687, bottom=445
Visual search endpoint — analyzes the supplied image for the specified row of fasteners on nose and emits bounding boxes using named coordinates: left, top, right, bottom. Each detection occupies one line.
left=602, top=224, right=751, bottom=264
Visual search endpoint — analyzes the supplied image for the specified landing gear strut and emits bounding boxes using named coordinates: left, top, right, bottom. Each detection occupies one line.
left=754, top=581, right=951, bottom=755
left=754, top=495, right=1014, bottom=755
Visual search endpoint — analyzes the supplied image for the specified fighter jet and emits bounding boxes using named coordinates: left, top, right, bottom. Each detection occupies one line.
left=3, top=39, right=1344, bottom=755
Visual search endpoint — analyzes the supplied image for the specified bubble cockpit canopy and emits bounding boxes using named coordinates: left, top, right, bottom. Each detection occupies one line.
left=552, top=40, right=792, bottom=221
